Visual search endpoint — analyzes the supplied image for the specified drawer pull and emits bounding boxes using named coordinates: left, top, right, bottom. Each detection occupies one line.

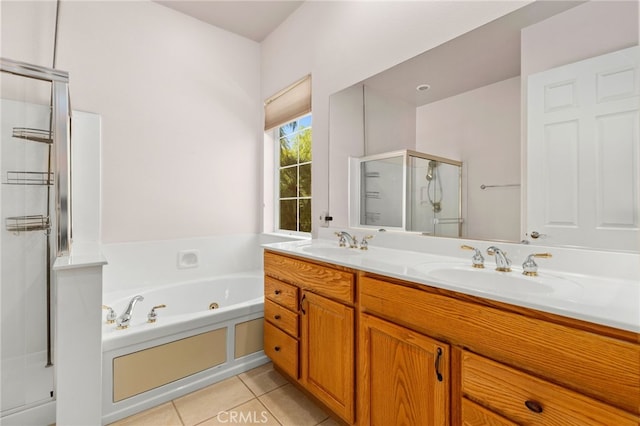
left=274, top=314, right=281, bottom=320
left=525, top=400, right=543, bottom=414
left=435, top=347, right=444, bottom=382
left=274, top=289, right=281, bottom=295
left=274, top=346, right=281, bottom=352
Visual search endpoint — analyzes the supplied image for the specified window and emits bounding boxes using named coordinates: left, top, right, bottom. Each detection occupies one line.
left=277, top=115, right=312, bottom=233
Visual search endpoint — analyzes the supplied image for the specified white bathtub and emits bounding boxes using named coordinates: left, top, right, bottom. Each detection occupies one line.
left=101, top=270, right=267, bottom=424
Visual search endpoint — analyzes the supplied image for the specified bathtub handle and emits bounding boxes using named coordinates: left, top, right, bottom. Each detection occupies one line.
left=147, top=304, right=167, bottom=323
left=102, top=305, right=117, bottom=324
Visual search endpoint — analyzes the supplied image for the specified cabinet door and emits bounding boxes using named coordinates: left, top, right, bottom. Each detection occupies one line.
left=300, top=291, right=355, bottom=424
left=359, top=312, right=450, bottom=426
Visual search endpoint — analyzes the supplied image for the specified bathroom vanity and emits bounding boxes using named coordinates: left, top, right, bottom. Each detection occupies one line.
left=263, top=241, right=640, bottom=426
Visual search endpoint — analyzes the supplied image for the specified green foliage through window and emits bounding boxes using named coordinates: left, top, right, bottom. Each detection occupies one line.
left=278, top=115, right=311, bottom=233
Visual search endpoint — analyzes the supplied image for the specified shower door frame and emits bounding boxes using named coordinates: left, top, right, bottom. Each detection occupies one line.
left=0, top=57, right=72, bottom=255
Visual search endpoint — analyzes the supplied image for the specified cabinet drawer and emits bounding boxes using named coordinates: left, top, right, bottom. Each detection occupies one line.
left=264, top=322, right=298, bottom=379
left=461, top=398, right=517, bottom=426
left=264, top=298, right=298, bottom=337
left=264, top=276, right=299, bottom=311
left=264, top=251, right=355, bottom=303
left=462, top=352, right=640, bottom=425
left=360, top=275, right=640, bottom=414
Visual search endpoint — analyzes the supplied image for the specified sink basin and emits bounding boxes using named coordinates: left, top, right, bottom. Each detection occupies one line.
left=300, top=245, right=363, bottom=257
left=408, top=263, right=581, bottom=297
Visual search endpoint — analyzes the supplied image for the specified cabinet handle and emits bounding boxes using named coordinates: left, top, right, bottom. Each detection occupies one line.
left=274, top=289, right=281, bottom=295
left=525, top=400, right=543, bottom=413
left=274, top=315, right=281, bottom=320
left=300, top=294, right=306, bottom=315
left=434, top=347, right=443, bottom=382
left=274, top=346, right=281, bottom=352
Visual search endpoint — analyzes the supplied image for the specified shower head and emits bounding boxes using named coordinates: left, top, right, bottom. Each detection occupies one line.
left=426, top=160, right=438, bottom=181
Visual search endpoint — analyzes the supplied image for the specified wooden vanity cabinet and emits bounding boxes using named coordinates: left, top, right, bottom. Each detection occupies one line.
left=359, top=312, right=450, bottom=425
left=263, top=251, right=356, bottom=425
left=359, top=273, right=640, bottom=426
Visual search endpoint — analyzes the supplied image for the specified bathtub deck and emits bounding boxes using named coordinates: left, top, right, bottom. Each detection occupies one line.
left=107, top=363, right=340, bottom=426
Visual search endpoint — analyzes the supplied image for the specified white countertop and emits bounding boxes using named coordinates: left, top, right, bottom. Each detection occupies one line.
left=263, top=239, right=640, bottom=333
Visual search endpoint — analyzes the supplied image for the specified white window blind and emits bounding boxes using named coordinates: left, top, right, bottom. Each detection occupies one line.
left=264, top=75, right=311, bottom=131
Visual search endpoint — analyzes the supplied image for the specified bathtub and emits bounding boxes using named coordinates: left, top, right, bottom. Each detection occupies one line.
left=101, top=270, right=268, bottom=424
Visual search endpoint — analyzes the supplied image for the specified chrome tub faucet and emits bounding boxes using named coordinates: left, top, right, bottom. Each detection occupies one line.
left=116, top=295, right=144, bottom=329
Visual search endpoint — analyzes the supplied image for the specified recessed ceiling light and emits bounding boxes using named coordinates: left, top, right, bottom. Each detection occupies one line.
left=416, top=84, right=431, bottom=92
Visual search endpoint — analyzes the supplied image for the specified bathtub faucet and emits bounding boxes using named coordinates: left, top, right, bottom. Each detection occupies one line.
left=116, top=295, right=144, bottom=329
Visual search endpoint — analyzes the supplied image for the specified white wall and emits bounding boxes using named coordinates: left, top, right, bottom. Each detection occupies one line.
left=364, top=86, right=416, bottom=156
left=261, top=1, right=532, bottom=234
left=416, top=77, right=521, bottom=241
left=2, top=0, right=262, bottom=243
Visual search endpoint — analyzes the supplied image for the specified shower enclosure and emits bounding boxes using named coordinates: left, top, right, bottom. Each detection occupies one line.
left=1, top=57, right=71, bottom=418
left=350, top=150, right=462, bottom=236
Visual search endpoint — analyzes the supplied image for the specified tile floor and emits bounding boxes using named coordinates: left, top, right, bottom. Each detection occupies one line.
left=108, top=363, right=340, bottom=426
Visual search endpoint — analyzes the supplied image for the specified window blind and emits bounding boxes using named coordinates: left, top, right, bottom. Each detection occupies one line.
left=264, top=75, right=311, bottom=131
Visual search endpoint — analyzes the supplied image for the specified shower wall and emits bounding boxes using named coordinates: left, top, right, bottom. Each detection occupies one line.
left=1, top=97, right=55, bottom=415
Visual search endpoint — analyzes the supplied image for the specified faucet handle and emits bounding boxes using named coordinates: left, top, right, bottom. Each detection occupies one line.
left=522, top=253, right=552, bottom=277
left=360, top=235, right=374, bottom=250
left=461, top=245, right=484, bottom=268
left=334, top=231, right=347, bottom=247
left=147, top=304, right=167, bottom=323
left=102, top=305, right=117, bottom=324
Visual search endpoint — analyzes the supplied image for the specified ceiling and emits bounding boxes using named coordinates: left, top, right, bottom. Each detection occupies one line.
left=362, top=1, right=584, bottom=107
left=155, top=1, right=304, bottom=42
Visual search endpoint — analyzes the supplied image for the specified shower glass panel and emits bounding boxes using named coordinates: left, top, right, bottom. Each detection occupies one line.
left=0, top=61, right=66, bottom=416
left=408, top=156, right=462, bottom=237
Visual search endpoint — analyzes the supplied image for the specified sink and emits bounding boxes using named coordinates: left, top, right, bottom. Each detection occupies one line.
left=300, top=245, right=363, bottom=257
left=408, top=263, right=581, bottom=297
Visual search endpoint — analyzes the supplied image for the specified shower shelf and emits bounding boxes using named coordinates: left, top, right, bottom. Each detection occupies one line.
left=4, top=171, right=53, bottom=186
left=5, top=215, right=50, bottom=233
left=11, top=127, right=53, bottom=144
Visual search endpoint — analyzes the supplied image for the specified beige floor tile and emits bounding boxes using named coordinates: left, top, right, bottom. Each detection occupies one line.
left=238, top=362, right=288, bottom=396
left=318, top=417, right=341, bottom=426
left=173, top=376, right=254, bottom=426
left=107, top=402, right=182, bottom=426
left=198, top=399, right=281, bottom=425
left=259, top=384, right=328, bottom=426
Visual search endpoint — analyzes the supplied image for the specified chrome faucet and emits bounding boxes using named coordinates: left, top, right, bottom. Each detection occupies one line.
left=335, top=231, right=358, bottom=248
left=487, top=246, right=511, bottom=272
left=461, top=245, right=484, bottom=268
left=522, top=253, right=552, bottom=276
left=116, top=295, right=144, bottom=329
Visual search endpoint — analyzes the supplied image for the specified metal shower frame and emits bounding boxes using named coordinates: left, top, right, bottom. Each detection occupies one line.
left=1, top=57, right=72, bottom=255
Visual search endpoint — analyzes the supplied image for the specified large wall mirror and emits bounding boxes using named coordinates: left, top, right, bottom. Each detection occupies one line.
left=330, top=0, right=639, bottom=252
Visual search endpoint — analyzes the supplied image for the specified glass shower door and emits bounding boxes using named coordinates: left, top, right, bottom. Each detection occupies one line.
left=1, top=70, right=55, bottom=415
